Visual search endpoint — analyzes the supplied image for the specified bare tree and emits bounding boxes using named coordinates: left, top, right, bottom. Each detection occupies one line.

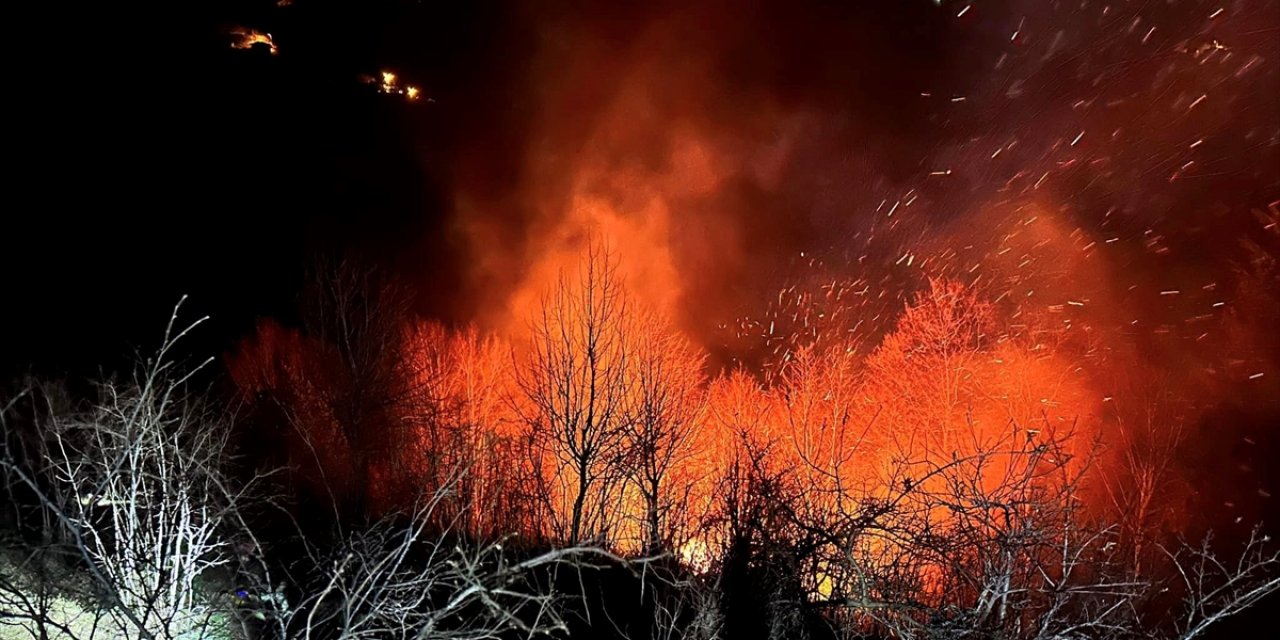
left=862, top=279, right=997, bottom=462
left=1, top=386, right=100, bottom=640
left=1097, top=375, right=1189, bottom=576
left=402, top=324, right=535, bottom=541
left=1163, top=527, right=1280, bottom=640
left=298, top=257, right=421, bottom=513
left=516, top=243, right=634, bottom=545
left=623, top=311, right=706, bottom=554
left=649, top=572, right=724, bottom=640
left=0, top=299, right=270, bottom=639
left=281, top=457, right=665, bottom=640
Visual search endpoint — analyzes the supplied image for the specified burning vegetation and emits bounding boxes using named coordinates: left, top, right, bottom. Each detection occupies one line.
left=221, top=234, right=1278, bottom=636
left=214, top=1, right=1278, bottom=635
left=363, top=70, right=421, bottom=101
left=228, top=26, right=277, bottom=55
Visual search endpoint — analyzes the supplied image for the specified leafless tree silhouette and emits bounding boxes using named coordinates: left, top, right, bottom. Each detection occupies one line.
left=517, top=243, right=634, bottom=546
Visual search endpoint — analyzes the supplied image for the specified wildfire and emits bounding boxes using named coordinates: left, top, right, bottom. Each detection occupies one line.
left=228, top=27, right=277, bottom=55
left=366, top=69, right=421, bottom=101
left=228, top=0, right=1279, bottom=614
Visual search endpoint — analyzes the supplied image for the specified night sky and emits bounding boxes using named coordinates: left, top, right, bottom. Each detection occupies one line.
left=3, top=0, right=979, bottom=376
left=5, top=0, right=495, bottom=377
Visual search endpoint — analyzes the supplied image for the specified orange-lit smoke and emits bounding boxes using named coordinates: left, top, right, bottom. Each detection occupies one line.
left=451, top=7, right=808, bottom=344
left=230, top=0, right=1280, bottom=580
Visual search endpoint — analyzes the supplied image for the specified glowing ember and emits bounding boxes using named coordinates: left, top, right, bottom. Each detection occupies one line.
left=228, top=27, right=277, bottom=55
left=365, top=69, right=421, bottom=101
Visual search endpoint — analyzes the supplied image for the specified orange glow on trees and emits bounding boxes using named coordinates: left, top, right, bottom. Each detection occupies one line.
left=221, top=235, right=1280, bottom=637
left=226, top=240, right=1219, bottom=619
left=229, top=256, right=1099, bottom=535
left=623, top=306, right=707, bottom=553
left=515, top=243, right=635, bottom=545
